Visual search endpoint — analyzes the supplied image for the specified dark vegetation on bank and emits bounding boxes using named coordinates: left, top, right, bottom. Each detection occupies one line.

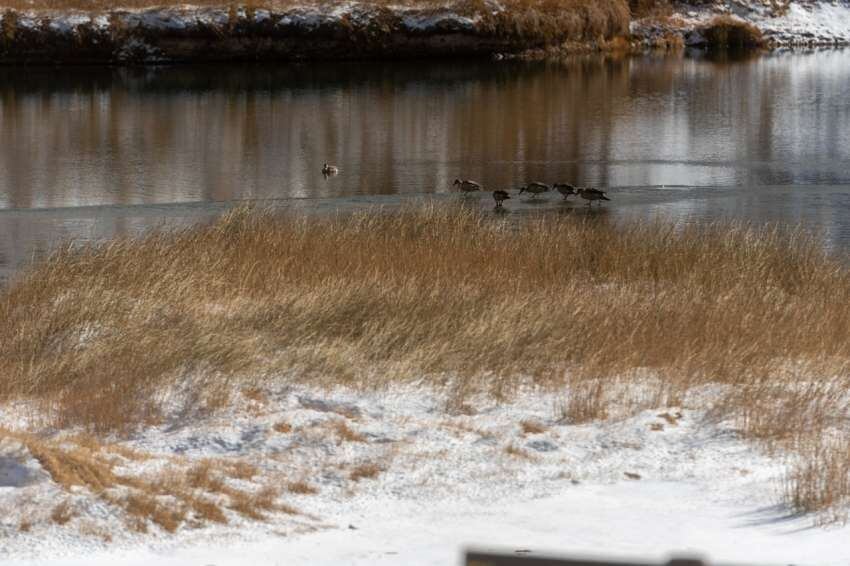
left=700, top=15, right=765, bottom=50
left=0, top=0, right=768, bottom=64
left=0, top=0, right=630, bottom=63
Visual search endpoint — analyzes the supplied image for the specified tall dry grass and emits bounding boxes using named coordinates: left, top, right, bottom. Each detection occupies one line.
left=1, top=204, right=850, bottom=515
left=1, top=204, right=849, bottom=427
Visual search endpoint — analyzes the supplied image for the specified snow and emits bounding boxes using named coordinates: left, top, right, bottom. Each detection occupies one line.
left=47, top=14, right=91, bottom=35
left=1, top=382, right=850, bottom=564
left=402, top=13, right=478, bottom=32
left=633, top=1, right=850, bottom=46
left=758, top=2, right=850, bottom=43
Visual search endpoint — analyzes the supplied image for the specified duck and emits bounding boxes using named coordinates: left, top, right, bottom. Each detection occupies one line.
left=322, top=163, right=339, bottom=176
left=577, top=187, right=610, bottom=206
left=492, top=190, right=511, bottom=208
left=518, top=182, right=550, bottom=199
left=453, top=179, right=482, bottom=195
left=552, top=183, right=577, bottom=200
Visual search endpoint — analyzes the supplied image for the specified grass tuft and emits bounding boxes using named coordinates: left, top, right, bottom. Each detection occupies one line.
left=50, top=500, right=76, bottom=525
left=784, top=438, right=850, bottom=524
left=350, top=462, right=382, bottom=481
left=701, top=16, right=765, bottom=50
left=287, top=480, right=319, bottom=495
left=520, top=420, right=547, bottom=435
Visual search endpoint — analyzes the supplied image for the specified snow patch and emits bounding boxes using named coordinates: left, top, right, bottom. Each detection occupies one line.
left=402, top=12, right=477, bottom=32
left=759, top=2, right=850, bottom=43
left=2, top=380, right=848, bottom=563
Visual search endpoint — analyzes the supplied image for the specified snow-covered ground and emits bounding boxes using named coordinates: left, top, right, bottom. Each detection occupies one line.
left=633, top=0, right=850, bottom=47
left=2, top=383, right=849, bottom=565
left=757, top=1, right=850, bottom=44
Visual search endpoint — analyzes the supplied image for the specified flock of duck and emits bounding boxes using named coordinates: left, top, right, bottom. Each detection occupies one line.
left=321, top=163, right=610, bottom=208
left=453, top=179, right=610, bottom=208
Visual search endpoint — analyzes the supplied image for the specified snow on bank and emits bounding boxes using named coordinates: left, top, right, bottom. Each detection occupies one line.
left=0, top=3, right=494, bottom=63
left=1, top=383, right=849, bottom=564
left=633, top=0, right=850, bottom=47
left=757, top=2, right=850, bottom=45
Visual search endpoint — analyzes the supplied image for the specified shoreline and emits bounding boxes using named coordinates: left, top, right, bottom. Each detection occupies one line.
left=0, top=1, right=847, bottom=65
left=0, top=2, right=626, bottom=64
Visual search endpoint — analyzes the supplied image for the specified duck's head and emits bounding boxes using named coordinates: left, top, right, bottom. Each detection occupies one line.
left=453, top=179, right=461, bottom=186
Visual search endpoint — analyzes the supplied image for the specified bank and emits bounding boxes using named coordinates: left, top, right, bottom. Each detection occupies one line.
left=0, top=2, right=846, bottom=69
left=0, top=0, right=631, bottom=64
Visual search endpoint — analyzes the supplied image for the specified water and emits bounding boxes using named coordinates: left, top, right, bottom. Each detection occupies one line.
left=2, top=50, right=850, bottom=281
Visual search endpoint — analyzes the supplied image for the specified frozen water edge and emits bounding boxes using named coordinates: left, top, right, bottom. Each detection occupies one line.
left=1, top=382, right=850, bottom=564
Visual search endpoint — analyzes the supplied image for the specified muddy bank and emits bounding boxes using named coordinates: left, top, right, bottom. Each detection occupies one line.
left=0, top=2, right=629, bottom=64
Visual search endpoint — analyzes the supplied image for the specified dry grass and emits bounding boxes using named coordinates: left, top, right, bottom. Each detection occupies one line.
left=227, top=486, right=278, bottom=520
left=21, top=435, right=118, bottom=492
left=504, top=442, right=533, bottom=460
left=785, top=438, right=850, bottom=524
left=123, top=493, right=185, bottom=533
left=701, top=16, right=765, bottom=50
left=241, top=387, right=268, bottom=404
left=0, top=431, right=294, bottom=533
left=628, top=0, right=669, bottom=19
left=2, top=204, right=850, bottom=516
left=330, top=420, right=367, bottom=443
left=560, top=380, right=609, bottom=425
left=186, top=459, right=292, bottom=520
left=49, top=500, right=76, bottom=525
left=657, top=411, right=681, bottom=426
left=225, top=460, right=259, bottom=480
left=519, top=420, right=547, bottom=435
left=7, top=205, right=849, bottom=431
left=287, top=480, right=319, bottom=495
left=349, top=462, right=382, bottom=481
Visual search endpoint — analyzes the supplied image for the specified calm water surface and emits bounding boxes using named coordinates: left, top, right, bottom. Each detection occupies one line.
left=2, top=50, right=850, bottom=281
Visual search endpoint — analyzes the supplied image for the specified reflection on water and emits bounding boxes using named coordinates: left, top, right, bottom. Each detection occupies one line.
left=2, top=50, right=850, bottom=281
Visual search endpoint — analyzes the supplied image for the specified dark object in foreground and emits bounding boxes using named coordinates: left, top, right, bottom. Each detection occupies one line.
left=466, top=552, right=708, bottom=566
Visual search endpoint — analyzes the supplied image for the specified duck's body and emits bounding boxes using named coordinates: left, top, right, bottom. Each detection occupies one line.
left=322, top=163, right=339, bottom=176
left=577, top=187, right=610, bottom=206
left=453, top=179, right=482, bottom=194
left=492, top=190, right=511, bottom=208
left=553, top=183, right=577, bottom=200
left=518, top=182, right=550, bottom=198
